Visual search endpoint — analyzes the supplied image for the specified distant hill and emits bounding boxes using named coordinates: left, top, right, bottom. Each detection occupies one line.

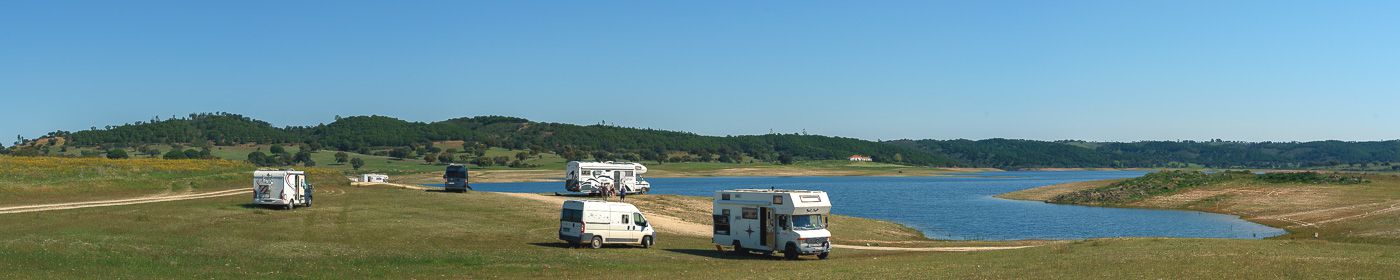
left=893, top=139, right=1400, bottom=169
left=9, top=112, right=1399, bottom=169
left=18, top=113, right=955, bottom=166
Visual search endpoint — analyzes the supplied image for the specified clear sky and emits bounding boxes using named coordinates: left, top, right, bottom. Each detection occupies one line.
left=3, top=0, right=1398, bottom=144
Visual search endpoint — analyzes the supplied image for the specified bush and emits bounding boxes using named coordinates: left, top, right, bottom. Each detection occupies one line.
left=106, top=149, right=129, bottom=159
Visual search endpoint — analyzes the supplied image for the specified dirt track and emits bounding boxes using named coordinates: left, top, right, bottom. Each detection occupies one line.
left=0, top=188, right=249, bottom=214
left=493, top=192, right=1037, bottom=252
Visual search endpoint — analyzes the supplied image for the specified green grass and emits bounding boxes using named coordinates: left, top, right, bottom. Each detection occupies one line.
left=3, top=157, right=1400, bottom=278
left=0, top=156, right=252, bottom=206
left=2, top=184, right=1400, bottom=278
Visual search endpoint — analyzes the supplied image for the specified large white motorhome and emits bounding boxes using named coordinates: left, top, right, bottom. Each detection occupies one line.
left=252, top=170, right=314, bottom=210
left=712, top=189, right=831, bottom=260
left=563, top=161, right=651, bottom=195
left=558, top=200, right=656, bottom=249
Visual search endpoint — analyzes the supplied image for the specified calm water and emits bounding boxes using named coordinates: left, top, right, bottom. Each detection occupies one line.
left=443, top=171, right=1285, bottom=240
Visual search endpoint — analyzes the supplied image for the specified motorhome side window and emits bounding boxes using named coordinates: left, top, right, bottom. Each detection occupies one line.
left=741, top=207, right=757, bottom=219
left=624, top=171, right=634, bottom=177
left=773, top=195, right=783, bottom=205
left=621, top=214, right=630, bottom=224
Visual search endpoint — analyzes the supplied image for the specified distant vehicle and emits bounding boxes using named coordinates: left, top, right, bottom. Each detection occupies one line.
left=559, top=200, right=655, bottom=249
left=444, top=164, right=471, bottom=192
left=360, top=174, right=388, bottom=183
left=564, top=161, right=650, bottom=195
left=713, top=189, right=831, bottom=260
left=252, top=170, right=314, bottom=210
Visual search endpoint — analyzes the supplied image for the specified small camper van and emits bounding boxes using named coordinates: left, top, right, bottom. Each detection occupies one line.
left=559, top=200, right=656, bottom=249
left=713, top=189, right=831, bottom=260
left=252, top=170, right=314, bottom=210
left=443, top=164, right=470, bottom=192
left=563, top=161, right=651, bottom=195
left=360, top=174, right=389, bottom=183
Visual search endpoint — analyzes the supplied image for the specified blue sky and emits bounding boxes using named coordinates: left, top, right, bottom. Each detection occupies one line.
left=3, top=0, right=1398, bottom=144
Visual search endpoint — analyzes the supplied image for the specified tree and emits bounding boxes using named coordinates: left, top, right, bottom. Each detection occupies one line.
left=293, top=150, right=313, bottom=164
left=303, top=158, right=317, bottom=167
left=778, top=153, right=794, bottom=165
left=515, top=152, right=529, bottom=161
left=438, top=153, right=454, bottom=163
left=350, top=157, right=365, bottom=170
left=106, top=149, right=129, bottom=159
left=493, top=156, right=510, bottom=166
left=334, top=151, right=349, bottom=164
left=893, top=153, right=904, bottom=163
left=424, top=153, right=437, bottom=164
left=389, top=147, right=411, bottom=159
left=164, top=150, right=188, bottom=159
left=472, top=157, right=493, bottom=167
left=247, top=151, right=269, bottom=165
left=458, top=154, right=471, bottom=162
left=269, top=145, right=286, bottom=154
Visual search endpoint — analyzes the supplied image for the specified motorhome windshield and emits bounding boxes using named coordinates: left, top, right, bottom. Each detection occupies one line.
left=792, top=214, right=826, bottom=230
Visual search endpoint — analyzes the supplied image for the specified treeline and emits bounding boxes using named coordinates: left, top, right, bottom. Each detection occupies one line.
left=893, top=138, right=1400, bottom=169
left=22, top=113, right=1400, bottom=169
left=1050, top=170, right=1369, bottom=205
left=34, top=113, right=950, bottom=165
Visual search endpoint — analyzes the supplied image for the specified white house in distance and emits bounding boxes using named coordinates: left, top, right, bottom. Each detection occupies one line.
left=848, top=154, right=873, bottom=162
left=360, top=174, right=389, bottom=183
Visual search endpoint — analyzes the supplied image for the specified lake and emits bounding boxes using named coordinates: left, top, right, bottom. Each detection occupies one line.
left=449, top=171, right=1286, bottom=240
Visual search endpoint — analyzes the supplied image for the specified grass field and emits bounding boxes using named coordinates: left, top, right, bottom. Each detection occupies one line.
left=0, top=156, right=251, bottom=207
left=4, top=158, right=1400, bottom=278
left=1001, top=172, right=1400, bottom=246
left=3, top=180, right=1400, bottom=278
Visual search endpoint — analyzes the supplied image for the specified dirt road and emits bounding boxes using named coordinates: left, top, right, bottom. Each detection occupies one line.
left=492, top=192, right=1037, bottom=252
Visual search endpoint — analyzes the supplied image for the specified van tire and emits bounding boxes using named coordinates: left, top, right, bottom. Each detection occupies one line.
left=641, top=236, right=654, bottom=248
left=817, top=252, right=829, bottom=260
left=784, top=243, right=799, bottom=260
left=730, top=241, right=744, bottom=255
left=590, top=236, right=603, bottom=249
left=285, top=202, right=294, bottom=210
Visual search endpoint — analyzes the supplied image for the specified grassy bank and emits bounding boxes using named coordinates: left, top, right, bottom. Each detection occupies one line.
left=999, top=171, right=1400, bottom=245
left=3, top=180, right=1400, bottom=278
left=0, top=156, right=348, bottom=208
left=6, top=158, right=1400, bottom=278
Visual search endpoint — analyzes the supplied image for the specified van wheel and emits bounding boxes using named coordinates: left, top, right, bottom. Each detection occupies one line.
left=285, top=202, right=294, bottom=210
left=784, top=243, right=799, bottom=260
left=641, top=236, right=654, bottom=248
left=817, top=252, right=830, bottom=260
left=730, top=241, right=744, bottom=255
left=590, top=236, right=603, bottom=249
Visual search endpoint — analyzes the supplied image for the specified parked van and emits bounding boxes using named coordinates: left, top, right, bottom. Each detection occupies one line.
left=559, top=200, right=656, bottom=249
left=360, top=174, right=389, bottom=183
left=713, top=189, right=831, bottom=260
left=444, top=164, right=471, bottom=192
left=563, top=161, right=651, bottom=195
left=252, top=170, right=314, bottom=210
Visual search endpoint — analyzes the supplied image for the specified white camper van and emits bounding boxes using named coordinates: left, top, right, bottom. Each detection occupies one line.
left=559, top=200, right=656, bottom=249
left=360, top=174, right=389, bottom=183
left=563, top=161, right=651, bottom=195
left=713, top=189, right=831, bottom=260
left=252, top=170, right=314, bottom=209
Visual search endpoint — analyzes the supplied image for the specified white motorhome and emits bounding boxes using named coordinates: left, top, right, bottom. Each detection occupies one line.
left=713, top=189, right=832, bottom=260
left=558, top=200, right=656, bottom=249
left=563, top=161, right=651, bottom=195
left=252, top=170, right=314, bottom=209
left=360, top=174, right=389, bottom=183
